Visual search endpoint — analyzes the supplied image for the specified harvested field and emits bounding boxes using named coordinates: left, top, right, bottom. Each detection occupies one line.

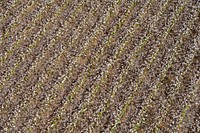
left=0, top=0, right=200, bottom=132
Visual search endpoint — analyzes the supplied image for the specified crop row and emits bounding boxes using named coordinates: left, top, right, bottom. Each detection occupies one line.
left=26, top=1, right=135, bottom=131
left=1, top=0, right=112, bottom=131
left=1, top=0, right=81, bottom=129
left=0, top=0, right=78, bottom=102
left=108, top=0, right=190, bottom=132
left=45, top=0, right=161, bottom=131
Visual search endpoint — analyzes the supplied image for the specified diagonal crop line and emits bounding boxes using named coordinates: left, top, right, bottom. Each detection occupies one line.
left=145, top=12, right=200, bottom=132
left=2, top=0, right=65, bottom=40
left=71, top=2, right=172, bottom=130
left=177, top=79, right=200, bottom=132
left=16, top=0, right=91, bottom=89
left=0, top=0, right=50, bottom=64
left=176, top=104, right=191, bottom=132
left=1, top=1, right=34, bottom=51
left=57, top=0, right=148, bottom=125
left=70, top=0, right=153, bottom=105
left=3, top=0, right=39, bottom=35
left=11, top=0, right=121, bottom=130
left=18, top=0, right=101, bottom=92
left=172, top=52, right=199, bottom=133
left=0, top=1, right=198, bottom=132
left=93, top=0, right=172, bottom=126
left=0, top=0, right=72, bottom=69
left=0, top=0, right=92, bottom=126
left=0, top=0, right=32, bottom=52
left=14, top=1, right=108, bottom=129
left=1, top=1, right=48, bottom=52
left=42, top=0, right=136, bottom=130
left=0, top=0, right=67, bottom=68
left=12, top=0, right=107, bottom=111
left=0, top=1, right=79, bottom=114
left=44, top=0, right=135, bottom=115
left=132, top=7, right=197, bottom=131
left=89, top=0, right=171, bottom=130
left=66, top=0, right=144, bottom=107
left=0, top=0, right=25, bottom=23
left=154, top=38, right=199, bottom=132
left=109, top=1, right=189, bottom=132
left=175, top=55, right=199, bottom=132
left=65, top=0, right=161, bottom=132
left=43, top=0, right=142, bottom=130
left=0, top=0, right=62, bottom=100
left=0, top=0, right=78, bottom=93
left=0, top=0, right=82, bottom=100
left=0, top=0, right=115, bottom=93
left=6, top=0, right=119, bottom=125
left=0, top=1, right=64, bottom=84
left=131, top=17, right=199, bottom=133
left=112, top=2, right=188, bottom=132
left=0, top=0, right=86, bottom=126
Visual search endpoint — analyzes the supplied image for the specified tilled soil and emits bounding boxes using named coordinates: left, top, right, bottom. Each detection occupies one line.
left=0, top=0, right=200, bottom=132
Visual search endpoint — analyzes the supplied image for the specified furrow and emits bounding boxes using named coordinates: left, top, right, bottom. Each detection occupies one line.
left=0, top=0, right=86, bottom=127
left=0, top=0, right=33, bottom=56
left=30, top=0, right=134, bottom=131
left=7, top=1, right=119, bottom=129
left=39, top=0, right=141, bottom=131
left=60, top=0, right=152, bottom=131
left=153, top=29, right=199, bottom=132
left=86, top=0, right=174, bottom=131
left=1, top=0, right=198, bottom=132
left=66, top=0, right=173, bottom=132
left=155, top=50, right=199, bottom=133
left=90, top=0, right=172, bottom=131
left=109, top=1, right=189, bottom=132
left=0, top=0, right=28, bottom=25
left=13, top=2, right=110, bottom=124
left=3, top=0, right=119, bottom=131
left=12, top=2, right=109, bottom=132
left=0, top=0, right=68, bottom=75
left=0, top=0, right=78, bottom=100
left=176, top=84, right=199, bottom=133
left=0, top=0, right=17, bottom=18
left=0, top=0, right=52, bottom=57
left=0, top=0, right=32, bottom=56
left=131, top=19, right=199, bottom=133
left=132, top=8, right=200, bottom=133
left=4, top=0, right=40, bottom=35
left=117, top=6, right=199, bottom=133
left=0, top=0, right=66, bottom=89
left=0, top=0, right=72, bottom=73
left=45, top=0, right=156, bottom=131
left=114, top=2, right=198, bottom=132
left=0, top=0, right=86, bottom=116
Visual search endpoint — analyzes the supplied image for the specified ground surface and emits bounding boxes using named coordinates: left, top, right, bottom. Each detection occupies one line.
left=0, top=0, right=200, bottom=132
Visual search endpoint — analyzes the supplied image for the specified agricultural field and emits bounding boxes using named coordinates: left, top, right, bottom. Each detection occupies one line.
left=0, top=0, right=199, bottom=132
